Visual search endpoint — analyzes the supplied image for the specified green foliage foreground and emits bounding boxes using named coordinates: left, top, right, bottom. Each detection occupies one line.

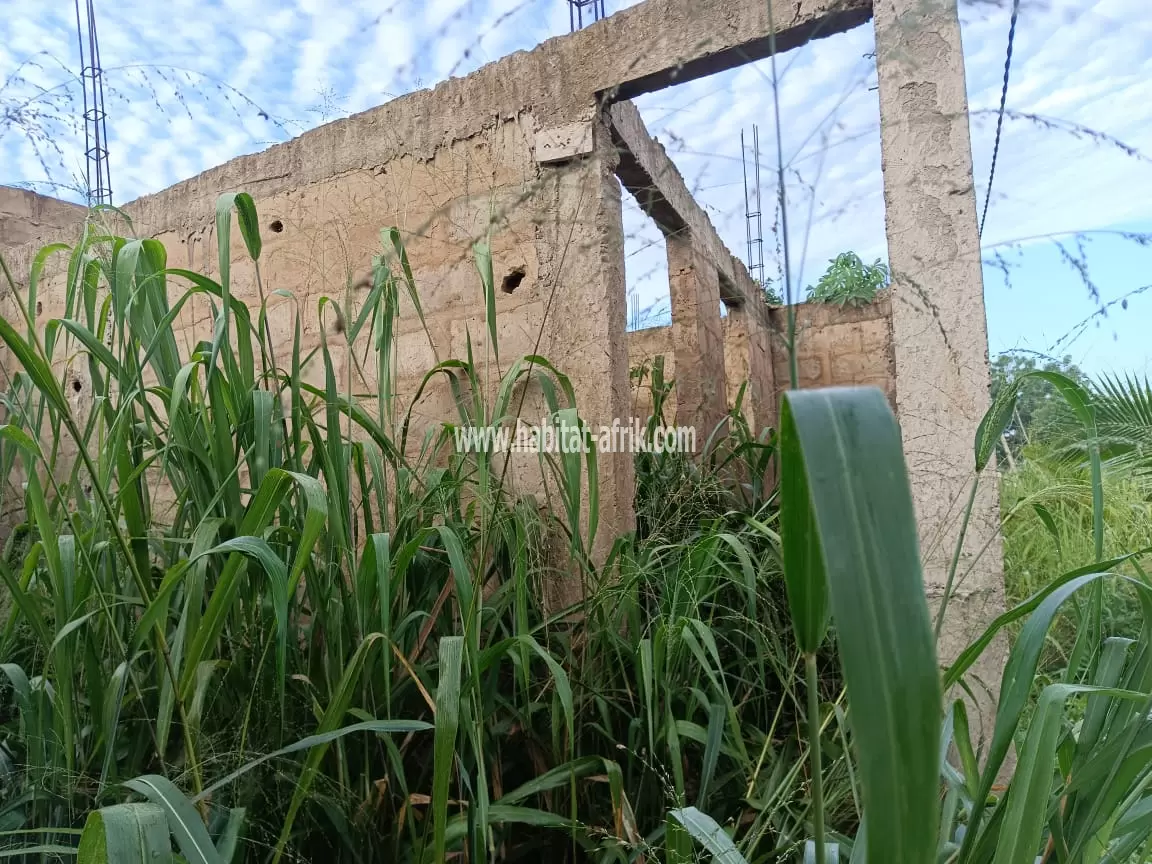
left=0, top=195, right=1150, bottom=863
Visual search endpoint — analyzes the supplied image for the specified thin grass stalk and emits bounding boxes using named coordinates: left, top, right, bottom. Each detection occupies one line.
left=935, top=476, right=980, bottom=639
left=764, top=0, right=797, bottom=391
left=805, top=651, right=825, bottom=864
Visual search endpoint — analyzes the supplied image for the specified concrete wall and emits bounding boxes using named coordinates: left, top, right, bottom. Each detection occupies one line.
left=0, top=0, right=1006, bottom=731
left=627, top=296, right=897, bottom=433
left=767, top=295, right=896, bottom=405
left=2, top=117, right=635, bottom=563
left=0, top=0, right=871, bottom=562
left=0, top=186, right=85, bottom=253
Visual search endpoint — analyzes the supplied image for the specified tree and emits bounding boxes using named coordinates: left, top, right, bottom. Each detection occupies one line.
left=989, top=352, right=1090, bottom=458
left=806, top=252, right=889, bottom=307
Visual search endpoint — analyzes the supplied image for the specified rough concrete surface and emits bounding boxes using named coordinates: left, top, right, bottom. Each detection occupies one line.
left=0, top=186, right=86, bottom=251
left=874, top=0, right=1008, bottom=743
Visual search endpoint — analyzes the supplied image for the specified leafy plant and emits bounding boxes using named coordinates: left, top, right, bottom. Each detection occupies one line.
left=1094, top=372, right=1152, bottom=480
left=761, top=279, right=783, bottom=307
left=804, top=253, right=888, bottom=308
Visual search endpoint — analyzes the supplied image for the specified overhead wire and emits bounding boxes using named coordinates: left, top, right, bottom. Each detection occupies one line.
left=979, top=0, right=1022, bottom=237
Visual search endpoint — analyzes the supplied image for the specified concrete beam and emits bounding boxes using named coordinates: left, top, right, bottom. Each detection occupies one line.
left=121, top=0, right=871, bottom=237
left=587, top=0, right=872, bottom=103
left=608, top=101, right=775, bottom=435
left=608, top=102, right=756, bottom=308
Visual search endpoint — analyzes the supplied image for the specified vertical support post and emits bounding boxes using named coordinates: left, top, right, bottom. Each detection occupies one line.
left=666, top=232, right=727, bottom=440
left=874, top=0, right=1007, bottom=739
left=534, top=114, right=635, bottom=583
left=722, top=270, right=774, bottom=434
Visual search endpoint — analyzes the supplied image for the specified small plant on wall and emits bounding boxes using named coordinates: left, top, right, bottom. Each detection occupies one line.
left=807, top=251, right=889, bottom=307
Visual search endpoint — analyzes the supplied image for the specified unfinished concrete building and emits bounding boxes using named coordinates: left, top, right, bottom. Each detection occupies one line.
left=1, top=0, right=1005, bottom=725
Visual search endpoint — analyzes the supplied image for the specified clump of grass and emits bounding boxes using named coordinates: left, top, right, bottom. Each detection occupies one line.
left=0, top=196, right=838, bottom=862
left=1002, top=445, right=1152, bottom=664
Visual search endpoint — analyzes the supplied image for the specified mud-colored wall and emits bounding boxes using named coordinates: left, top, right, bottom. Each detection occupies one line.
left=627, top=295, right=896, bottom=433
left=767, top=294, right=895, bottom=405
left=0, top=186, right=85, bottom=253
left=1, top=117, right=634, bottom=556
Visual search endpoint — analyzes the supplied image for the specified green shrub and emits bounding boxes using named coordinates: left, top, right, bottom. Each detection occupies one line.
left=805, top=252, right=888, bottom=307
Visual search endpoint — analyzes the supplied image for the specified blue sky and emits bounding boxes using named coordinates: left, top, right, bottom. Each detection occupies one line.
left=1, top=0, right=1149, bottom=376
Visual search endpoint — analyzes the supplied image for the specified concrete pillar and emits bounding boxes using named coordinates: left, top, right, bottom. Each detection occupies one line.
left=666, top=233, right=727, bottom=440
left=723, top=296, right=774, bottom=434
left=874, top=0, right=1007, bottom=741
left=532, top=115, right=635, bottom=576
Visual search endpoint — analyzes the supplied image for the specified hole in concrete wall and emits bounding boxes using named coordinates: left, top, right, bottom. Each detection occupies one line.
left=501, top=267, right=525, bottom=294
left=71, top=379, right=82, bottom=394
left=35, top=301, right=42, bottom=316
left=719, top=272, right=741, bottom=317
left=269, top=219, right=284, bottom=233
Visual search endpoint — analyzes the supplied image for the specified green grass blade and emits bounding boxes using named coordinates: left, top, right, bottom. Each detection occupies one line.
left=123, top=775, right=222, bottom=864
left=780, top=387, right=941, bottom=864
left=474, top=239, right=498, bottom=366
left=992, top=685, right=1146, bottom=864
left=433, top=636, right=464, bottom=864
left=272, top=633, right=387, bottom=863
left=779, top=394, right=828, bottom=655
left=194, top=719, right=431, bottom=802
left=956, top=572, right=1110, bottom=858
left=77, top=803, right=172, bottom=864
left=670, top=807, right=747, bottom=864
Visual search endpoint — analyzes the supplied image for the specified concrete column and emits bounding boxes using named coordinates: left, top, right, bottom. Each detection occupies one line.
left=532, top=115, right=635, bottom=578
left=723, top=296, right=774, bottom=434
left=666, top=232, right=727, bottom=440
left=874, top=0, right=1007, bottom=741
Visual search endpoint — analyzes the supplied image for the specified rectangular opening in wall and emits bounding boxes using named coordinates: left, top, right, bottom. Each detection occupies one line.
left=620, top=188, right=670, bottom=332
left=625, top=25, right=887, bottom=310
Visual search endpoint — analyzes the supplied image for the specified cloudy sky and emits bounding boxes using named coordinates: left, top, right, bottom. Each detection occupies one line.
left=2, top=0, right=1150, bottom=375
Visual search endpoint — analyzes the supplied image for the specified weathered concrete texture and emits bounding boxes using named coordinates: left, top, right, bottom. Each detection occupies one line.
left=609, top=102, right=754, bottom=305
left=0, top=188, right=88, bottom=507
left=722, top=301, right=774, bottom=432
left=874, top=0, right=1007, bottom=737
left=666, top=234, right=727, bottom=436
left=628, top=297, right=896, bottom=432
left=0, top=186, right=85, bottom=253
left=608, top=100, right=773, bottom=437
left=768, top=295, right=897, bottom=410
left=2, top=0, right=1008, bottom=734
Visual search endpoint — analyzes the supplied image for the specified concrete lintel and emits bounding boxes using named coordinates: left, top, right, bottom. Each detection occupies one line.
left=591, top=0, right=872, bottom=104
left=608, top=101, right=756, bottom=309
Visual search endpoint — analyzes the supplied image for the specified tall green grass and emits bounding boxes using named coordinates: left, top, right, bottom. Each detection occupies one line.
left=1003, top=449, right=1152, bottom=656
left=2, top=194, right=1152, bottom=863
left=670, top=365, right=1152, bottom=863
left=0, top=197, right=835, bottom=862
